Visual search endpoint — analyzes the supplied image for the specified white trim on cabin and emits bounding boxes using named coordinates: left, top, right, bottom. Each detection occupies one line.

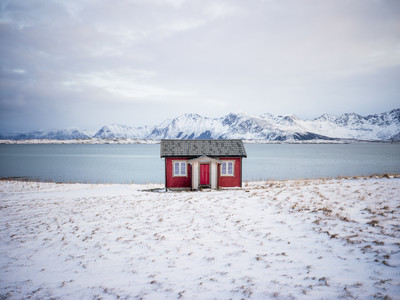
left=188, top=156, right=221, bottom=190
left=220, top=160, right=235, bottom=177
left=172, top=160, right=188, bottom=177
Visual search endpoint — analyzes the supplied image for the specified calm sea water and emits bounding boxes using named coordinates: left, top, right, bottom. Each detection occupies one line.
left=0, top=143, right=399, bottom=184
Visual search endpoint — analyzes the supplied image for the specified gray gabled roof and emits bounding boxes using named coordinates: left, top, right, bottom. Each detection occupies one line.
left=160, top=139, right=247, bottom=158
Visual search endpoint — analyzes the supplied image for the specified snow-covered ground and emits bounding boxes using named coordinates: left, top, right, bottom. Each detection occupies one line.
left=1, top=177, right=399, bottom=299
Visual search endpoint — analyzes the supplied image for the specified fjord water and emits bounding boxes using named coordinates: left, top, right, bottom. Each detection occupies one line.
left=0, top=143, right=399, bottom=184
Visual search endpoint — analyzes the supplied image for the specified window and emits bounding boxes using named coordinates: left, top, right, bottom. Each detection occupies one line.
left=173, top=161, right=187, bottom=177
left=220, top=161, right=234, bottom=176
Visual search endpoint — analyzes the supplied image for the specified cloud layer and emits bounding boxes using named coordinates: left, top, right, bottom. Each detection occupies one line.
left=1, top=0, right=400, bottom=132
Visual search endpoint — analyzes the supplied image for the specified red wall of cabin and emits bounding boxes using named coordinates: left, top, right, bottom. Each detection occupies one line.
left=218, top=157, right=242, bottom=187
left=165, top=157, right=192, bottom=188
left=164, top=156, right=243, bottom=189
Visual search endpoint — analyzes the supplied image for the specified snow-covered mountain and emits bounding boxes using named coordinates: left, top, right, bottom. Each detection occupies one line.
left=0, top=128, right=91, bottom=140
left=1, top=109, right=399, bottom=141
left=216, top=113, right=331, bottom=141
left=143, top=109, right=400, bottom=141
left=298, top=109, right=400, bottom=140
left=93, top=124, right=152, bottom=139
left=147, top=113, right=227, bottom=140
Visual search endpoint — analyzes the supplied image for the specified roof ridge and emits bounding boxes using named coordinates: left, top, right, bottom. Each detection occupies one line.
left=160, top=139, right=247, bottom=158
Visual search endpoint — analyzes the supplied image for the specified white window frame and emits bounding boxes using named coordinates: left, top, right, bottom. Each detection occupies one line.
left=220, top=160, right=235, bottom=177
left=172, top=160, right=188, bottom=177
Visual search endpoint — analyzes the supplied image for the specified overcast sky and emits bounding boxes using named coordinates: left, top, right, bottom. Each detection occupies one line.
left=1, top=0, right=399, bottom=133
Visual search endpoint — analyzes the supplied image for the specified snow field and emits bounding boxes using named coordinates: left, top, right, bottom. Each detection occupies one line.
left=0, top=177, right=399, bottom=299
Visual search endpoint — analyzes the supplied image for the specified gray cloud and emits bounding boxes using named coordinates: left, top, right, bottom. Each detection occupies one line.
left=1, top=0, right=399, bottom=132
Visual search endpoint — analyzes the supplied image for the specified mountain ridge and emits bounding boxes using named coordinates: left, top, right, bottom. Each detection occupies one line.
left=1, top=109, right=399, bottom=141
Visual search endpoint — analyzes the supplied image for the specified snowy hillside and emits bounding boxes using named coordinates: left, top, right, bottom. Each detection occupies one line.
left=1, top=109, right=399, bottom=141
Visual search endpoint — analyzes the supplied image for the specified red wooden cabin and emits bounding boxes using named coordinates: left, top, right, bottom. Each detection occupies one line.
left=160, top=139, right=247, bottom=190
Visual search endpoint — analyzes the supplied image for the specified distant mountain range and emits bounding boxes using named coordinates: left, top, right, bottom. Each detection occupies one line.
left=1, top=109, right=400, bottom=142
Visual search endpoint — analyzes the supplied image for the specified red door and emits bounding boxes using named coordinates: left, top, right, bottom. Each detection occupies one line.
left=200, top=164, right=210, bottom=186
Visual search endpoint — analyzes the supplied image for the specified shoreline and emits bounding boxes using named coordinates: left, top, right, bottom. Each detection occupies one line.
left=1, top=138, right=398, bottom=145
left=1, top=173, right=399, bottom=185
